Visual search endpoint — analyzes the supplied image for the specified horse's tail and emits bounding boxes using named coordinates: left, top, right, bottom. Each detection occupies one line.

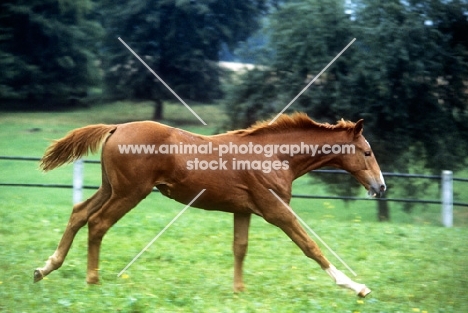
left=40, top=124, right=117, bottom=172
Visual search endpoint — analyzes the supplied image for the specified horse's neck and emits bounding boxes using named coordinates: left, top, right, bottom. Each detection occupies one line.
left=268, top=129, right=350, bottom=178
left=289, top=151, right=337, bottom=179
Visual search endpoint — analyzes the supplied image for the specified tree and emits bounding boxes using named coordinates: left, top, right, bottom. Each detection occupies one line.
left=99, top=0, right=268, bottom=120
left=346, top=0, right=468, bottom=173
left=224, top=0, right=468, bottom=220
left=351, top=0, right=468, bottom=219
left=225, top=0, right=355, bottom=127
left=0, top=0, right=103, bottom=109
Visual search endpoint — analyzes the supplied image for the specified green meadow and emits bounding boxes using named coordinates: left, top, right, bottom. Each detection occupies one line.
left=0, top=102, right=467, bottom=312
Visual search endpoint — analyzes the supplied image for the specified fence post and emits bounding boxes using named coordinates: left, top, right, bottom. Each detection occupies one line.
left=441, top=170, right=453, bottom=227
left=73, top=159, right=84, bottom=204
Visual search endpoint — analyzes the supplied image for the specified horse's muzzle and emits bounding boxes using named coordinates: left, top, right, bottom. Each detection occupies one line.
left=368, top=184, right=386, bottom=198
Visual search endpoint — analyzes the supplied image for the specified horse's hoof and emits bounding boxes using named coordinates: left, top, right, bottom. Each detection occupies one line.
left=33, top=269, right=44, bottom=283
left=86, top=275, right=100, bottom=285
left=357, top=286, right=371, bottom=298
left=233, top=285, right=245, bottom=293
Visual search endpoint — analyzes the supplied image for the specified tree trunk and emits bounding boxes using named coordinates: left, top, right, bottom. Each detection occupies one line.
left=377, top=196, right=390, bottom=221
left=153, top=99, right=163, bottom=121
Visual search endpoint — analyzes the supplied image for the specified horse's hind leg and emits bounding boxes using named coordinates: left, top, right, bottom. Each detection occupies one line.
left=85, top=188, right=151, bottom=284
left=34, top=187, right=111, bottom=282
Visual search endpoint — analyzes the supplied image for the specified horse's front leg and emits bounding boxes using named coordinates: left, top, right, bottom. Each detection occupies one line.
left=264, top=208, right=371, bottom=297
left=232, top=213, right=251, bottom=292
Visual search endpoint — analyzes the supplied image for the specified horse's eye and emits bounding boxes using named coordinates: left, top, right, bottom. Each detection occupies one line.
left=364, top=151, right=372, bottom=157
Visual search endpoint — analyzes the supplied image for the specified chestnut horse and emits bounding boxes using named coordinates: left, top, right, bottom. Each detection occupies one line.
left=34, top=113, right=385, bottom=297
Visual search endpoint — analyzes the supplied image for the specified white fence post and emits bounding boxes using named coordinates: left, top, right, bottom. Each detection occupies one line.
left=73, top=159, right=84, bottom=204
left=441, top=170, right=453, bottom=227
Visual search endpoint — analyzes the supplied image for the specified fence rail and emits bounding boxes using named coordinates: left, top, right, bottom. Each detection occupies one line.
left=2, top=156, right=467, bottom=227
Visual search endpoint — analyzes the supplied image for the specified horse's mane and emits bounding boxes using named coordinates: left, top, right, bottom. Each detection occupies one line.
left=230, top=112, right=356, bottom=136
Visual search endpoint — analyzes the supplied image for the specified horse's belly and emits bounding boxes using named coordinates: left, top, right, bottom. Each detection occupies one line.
left=155, top=183, right=254, bottom=214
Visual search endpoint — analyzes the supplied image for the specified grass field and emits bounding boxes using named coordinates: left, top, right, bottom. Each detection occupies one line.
left=1, top=102, right=467, bottom=312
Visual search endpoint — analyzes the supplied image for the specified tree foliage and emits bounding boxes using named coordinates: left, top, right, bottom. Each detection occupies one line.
left=0, top=0, right=102, bottom=109
left=0, top=0, right=267, bottom=112
left=99, top=0, right=268, bottom=117
left=348, top=0, right=468, bottom=173
left=225, top=0, right=468, bottom=174
left=225, top=0, right=356, bottom=128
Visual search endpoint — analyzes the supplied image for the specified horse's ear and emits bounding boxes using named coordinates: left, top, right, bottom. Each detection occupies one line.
left=354, top=119, right=364, bottom=137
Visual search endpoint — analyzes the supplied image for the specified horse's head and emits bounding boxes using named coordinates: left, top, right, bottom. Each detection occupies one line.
left=340, top=120, right=386, bottom=197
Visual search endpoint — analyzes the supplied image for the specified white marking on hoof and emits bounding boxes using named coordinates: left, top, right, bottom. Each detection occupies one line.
left=325, top=265, right=370, bottom=296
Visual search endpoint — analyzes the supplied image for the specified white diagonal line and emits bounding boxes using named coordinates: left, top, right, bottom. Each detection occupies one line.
left=268, top=188, right=357, bottom=276
left=118, top=37, right=207, bottom=125
left=269, top=38, right=356, bottom=125
left=117, top=189, right=206, bottom=277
